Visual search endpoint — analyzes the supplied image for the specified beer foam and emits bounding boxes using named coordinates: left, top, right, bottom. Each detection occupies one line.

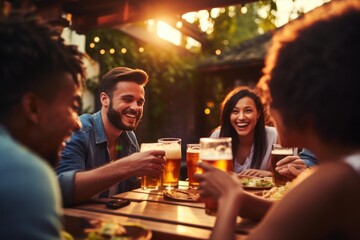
left=271, top=149, right=293, bottom=155
left=187, top=149, right=200, bottom=154
left=161, top=144, right=181, bottom=159
left=199, top=149, right=232, bottom=161
left=140, top=143, right=161, bottom=152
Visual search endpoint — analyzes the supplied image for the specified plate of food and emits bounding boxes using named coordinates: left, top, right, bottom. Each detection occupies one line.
left=163, top=188, right=200, bottom=202
left=64, top=215, right=152, bottom=240
left=238, top=176, right=275, bottom=190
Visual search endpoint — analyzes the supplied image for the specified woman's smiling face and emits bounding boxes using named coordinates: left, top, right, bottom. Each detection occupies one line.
left=230, top=96, right=260, bottom=138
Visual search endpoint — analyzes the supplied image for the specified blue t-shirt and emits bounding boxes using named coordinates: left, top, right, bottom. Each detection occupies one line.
left=0, top=124, right=62, bottom=239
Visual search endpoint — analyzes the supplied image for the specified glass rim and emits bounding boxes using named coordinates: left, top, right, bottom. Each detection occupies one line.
left=158, top=137, right=181, bottom=143
left=200, top=137, right=232, bottom=143
left=187, top=143, right=200, bottom=147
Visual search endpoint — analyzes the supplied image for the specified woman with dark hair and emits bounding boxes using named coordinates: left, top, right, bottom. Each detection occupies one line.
left=210, top=87, right=277, bottom=177
left=196, top=0, right=360, bottom=239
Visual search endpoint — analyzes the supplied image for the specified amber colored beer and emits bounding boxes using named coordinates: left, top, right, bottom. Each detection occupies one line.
left=186, top=144, right=201, bottom=188
left=271, top=146, right=294, bottom=186
left=158, top=138, right=182, bottom=188
left=201, top=158, right=233, bottom=216
left=140, top=143, right=162, bottom=190
left=200, top=137, right=233, bottom=216
left=141, top=175, right=162, bottom=190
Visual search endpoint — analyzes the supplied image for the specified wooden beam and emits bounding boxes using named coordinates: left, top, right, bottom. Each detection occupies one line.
left=64, top=0, right=258, bottom=34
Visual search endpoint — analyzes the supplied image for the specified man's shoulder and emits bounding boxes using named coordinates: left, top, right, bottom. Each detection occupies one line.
left=77, top=112, right=102, bottom=134
left=0, top=140, right=56, bottom=188
left=79, top=113, right=95, bottom=128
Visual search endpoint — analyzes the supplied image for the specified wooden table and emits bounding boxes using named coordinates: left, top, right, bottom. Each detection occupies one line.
left=63, top=181, right=257, bottom=240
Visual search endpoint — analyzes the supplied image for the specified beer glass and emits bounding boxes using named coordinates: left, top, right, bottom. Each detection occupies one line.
left=158, top=138, right=182, bottom=188
left=140, top=143, right=163, bottom=190
left=186, top=144, right=201, bottom=188
left=199, top=137, right=233, bottom=216
left=271, top=144, right=296, bottom=186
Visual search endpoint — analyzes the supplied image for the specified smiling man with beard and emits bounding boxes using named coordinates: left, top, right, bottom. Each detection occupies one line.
left=56, top=67, right=166, bottom=206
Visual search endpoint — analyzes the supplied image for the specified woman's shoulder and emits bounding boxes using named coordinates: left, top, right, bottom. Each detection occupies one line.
left=301, top=162, right=360, bottom=198
left=265, top=126, right=277, bottom=134
left=210, top=128, right=220, bottom=138
left=343, top=152, right=360, bottom=177
left=265, top=126, right=277, bottom=143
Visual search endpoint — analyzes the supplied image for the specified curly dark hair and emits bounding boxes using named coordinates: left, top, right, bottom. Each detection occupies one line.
left=260, top=0, right=360, bottom=147
left=219, top=87, right=267, bottom=169
left=0, top=10, right=86, bottom=117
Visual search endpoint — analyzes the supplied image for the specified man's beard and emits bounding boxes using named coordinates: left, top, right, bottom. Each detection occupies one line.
left=107, top=100, right=141, bottom=131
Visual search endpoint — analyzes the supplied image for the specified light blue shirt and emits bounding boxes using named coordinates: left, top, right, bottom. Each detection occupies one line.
left=0, top=124, right=62, bottom=239
left=298, top=148, right=318, bottom=167
left=56, top=111, right=140, bottom=206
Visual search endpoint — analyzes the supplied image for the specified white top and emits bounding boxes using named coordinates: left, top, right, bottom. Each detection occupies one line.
left=344, top=153, right=360, bottom=176
left=210, top=126, right=278, bottom=173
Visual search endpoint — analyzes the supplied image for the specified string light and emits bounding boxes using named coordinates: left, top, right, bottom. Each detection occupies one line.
left=206, top=101, right=215, bottom=108
left=121, top=48, right=127, bottom=54
left=94, top=37, right=100, bottom=43
left=241, top=6, right=248, bottom=14
left=204, top=108, right=211, bottom=115
left=66, top=13, right=72, bottom=22
left=89, top=43, right=95, bottom=48
left=100, top=49, right=105, bottom=55
left=109, top=48, right=115, bottom=54
left=215, top=49, right=221, bottom=55
left=176, top=21, right=183, bottom=28
left=139, top=47, right=144, bottom=53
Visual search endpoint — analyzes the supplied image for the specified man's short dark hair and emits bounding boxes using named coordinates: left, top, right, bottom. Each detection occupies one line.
left=260, top=0, right=360, bottom=147
left=0, top=10, right=86, bottom=117
left=99, top=67, right=149, bottom=98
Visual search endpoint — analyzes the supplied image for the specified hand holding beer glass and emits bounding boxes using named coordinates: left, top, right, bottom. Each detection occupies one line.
left=140, top=143, right=163, bottom=190
left=199, top=137, right=233, bottom=216
left=271, top=144, right=296, bottom=186
left=158, top=138, right=182, bottom=189
left=186, top=144, right=201, bottom=188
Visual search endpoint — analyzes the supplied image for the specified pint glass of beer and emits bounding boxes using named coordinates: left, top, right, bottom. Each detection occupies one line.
left=271, top=144, right=296, bottom=186
left=158, top=138, right=182, bottom=188
left=186, top=144, right=201, bottom=188
left=199, top=137, right=233, bottom=216
left=140, top=143, right=163, bottom=190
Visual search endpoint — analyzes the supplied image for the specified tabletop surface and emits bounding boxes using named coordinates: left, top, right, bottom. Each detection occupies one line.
left=63, top=181, right=257, bottom=240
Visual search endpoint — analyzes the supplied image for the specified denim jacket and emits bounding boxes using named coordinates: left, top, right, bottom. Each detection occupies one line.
left=56, top=111, right=140, bottom=206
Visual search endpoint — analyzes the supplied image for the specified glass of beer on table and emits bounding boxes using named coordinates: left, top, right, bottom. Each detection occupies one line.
left=199, top=137, right=233, bottom=216
left=186, top=144, right=201, bottom=189
left=140, top=143, right=163, bottom=190
left=271, top=144, right=296, bottom=186
left=158, top=138, right=182, bottom=189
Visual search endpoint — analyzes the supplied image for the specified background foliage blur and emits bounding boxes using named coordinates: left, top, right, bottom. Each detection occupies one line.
left=85, top=1, right=278, bottom=144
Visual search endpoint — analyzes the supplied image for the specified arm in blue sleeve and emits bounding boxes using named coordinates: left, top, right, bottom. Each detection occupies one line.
left=55, top=131, right=88, bottom=206
left=299, top=148, right=318, bottom=167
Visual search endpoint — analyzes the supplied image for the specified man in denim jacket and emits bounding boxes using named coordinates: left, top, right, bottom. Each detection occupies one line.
left=56, top=67, right=165, bottom=206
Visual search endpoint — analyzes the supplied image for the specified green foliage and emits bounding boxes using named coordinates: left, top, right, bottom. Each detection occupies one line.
left=83, top=1, right=277, bottom=141
left=85, top=28, right=197, bottom=141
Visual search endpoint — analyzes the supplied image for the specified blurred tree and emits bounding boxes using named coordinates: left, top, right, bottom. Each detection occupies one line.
left=84, top=1, right=277, bottom=143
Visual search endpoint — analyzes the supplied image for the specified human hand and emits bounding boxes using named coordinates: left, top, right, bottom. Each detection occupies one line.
left=238, top=169, right=272, bottom=178
left=195, top=162, right=242, bottom=201
left=275, top=156, right=307, bottom=179
left=117, top=150, right=166, bottom=177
